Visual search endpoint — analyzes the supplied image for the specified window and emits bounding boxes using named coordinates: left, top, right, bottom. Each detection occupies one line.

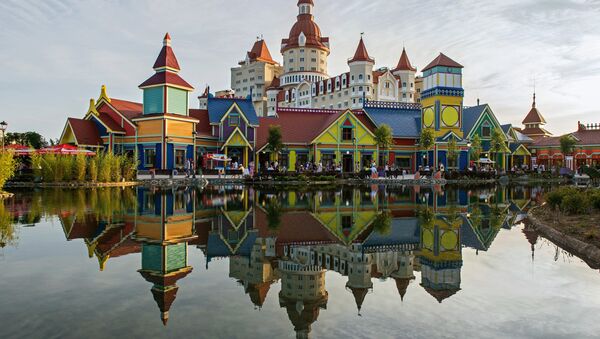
left=175, top=149, right=186, bottom=169
left=300, top=58, right=305, bottom=62
left=395, top=157, right=411, bottom=169
left=342, top=215, right=353, bottom=229
left=482, top=122, right=491, bottom=137
left=342, top=127, right=353, bottom=141
left=229, top=114, right=240, bottom=126
left=359, top=74, right=363, bottom=80
left=144, top=148, right=156, bottom=168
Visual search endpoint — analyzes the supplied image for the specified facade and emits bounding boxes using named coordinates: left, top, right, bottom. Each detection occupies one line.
left=231, top=39, right=284, bottom=117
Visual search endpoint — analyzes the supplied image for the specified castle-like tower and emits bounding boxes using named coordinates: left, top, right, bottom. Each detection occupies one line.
left=280, top=0, right=330, bottom=89
left=420, top=53, right=464, bottom=138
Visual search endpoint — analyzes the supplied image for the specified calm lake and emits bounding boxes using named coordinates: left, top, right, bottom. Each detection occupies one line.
left=1, top=185, right=599, bottom=339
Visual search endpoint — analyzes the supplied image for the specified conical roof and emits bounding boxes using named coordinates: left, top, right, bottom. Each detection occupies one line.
left=393, top=48, right=416, bottom=72
left=348, top=37, right=374, bottom=64
left=522, top=93, right=547, bottom=124
left=153, top=33, right=180, bottom=71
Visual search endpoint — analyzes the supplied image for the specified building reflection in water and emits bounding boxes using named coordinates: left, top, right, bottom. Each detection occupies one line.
left=39, top=184, right=538, bottom=334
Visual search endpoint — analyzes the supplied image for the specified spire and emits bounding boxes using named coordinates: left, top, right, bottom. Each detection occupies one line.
left=393, top=47, right=416, bottom=72
left=532, top=91, right=536, bottom=108
left=87, top=98, right=99, bottom=116
left=246, top=39, right=277, bottom=65
left=98, top=84, right=111, bottom=103
left=153, top=32, right=180, bottom=72
left=348, top=36, right=374, bottom=64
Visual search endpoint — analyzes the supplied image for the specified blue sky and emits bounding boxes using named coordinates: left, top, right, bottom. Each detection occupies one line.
left=1, top=0, right=599, bottom=139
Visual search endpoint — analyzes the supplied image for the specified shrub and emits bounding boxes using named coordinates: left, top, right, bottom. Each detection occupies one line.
left=30, top=152, right=43, bottom=180
left=60, top=156, right=74, bottom=182
left=0, top=151, right=17, bottom=189
left=588, top=191, right=600, bottom=211
left=110, top=153, right=122, bottom=182
left=560, top=194, right=591, bottom=215
left=122, top=156, right=138, bottom=181
left=98, top=153, right=111, bottom=183
left=88, top=156, right=98, bottom=182
left=75, top=154, right=87, bottom=181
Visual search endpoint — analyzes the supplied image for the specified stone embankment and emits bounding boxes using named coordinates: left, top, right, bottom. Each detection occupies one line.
left=528, top=205, right=600, bottom=269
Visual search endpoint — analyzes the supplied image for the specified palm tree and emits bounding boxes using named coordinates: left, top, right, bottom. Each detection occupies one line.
left=419, top=127, right=435, bottom=167
left=374, top=124, right=393, bottom=166
left=267, top=125, right=283, bottom=163
left=559, top=135, right=576, bottom=168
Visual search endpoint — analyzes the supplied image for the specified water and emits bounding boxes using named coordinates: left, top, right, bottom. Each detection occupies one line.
left=1, top=185, right=599, bottom=339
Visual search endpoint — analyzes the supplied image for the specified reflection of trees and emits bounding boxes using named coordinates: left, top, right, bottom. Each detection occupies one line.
left=266, top=198, right=283, bottom=231
left=373, top=210, right=392, bottom=235
left=0, top=203, right=18, bottom=248
left=417, top=205, right=435, bottom=228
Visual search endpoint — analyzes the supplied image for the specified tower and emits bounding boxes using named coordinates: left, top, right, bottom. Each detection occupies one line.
left=139, top=33, right=194, bottom=116
left=136, top=34, right=198, bottom=170
left=280, top=0, right=330, bottom=89
left=420, top=53, right=464, bottom=138
left=521, top=92, right=552, bottom=138
left=348, top=36, right=375, bottom=108
left=392, top=48, right=417, bottom=103
left=266, top=76, right=282, bottom=116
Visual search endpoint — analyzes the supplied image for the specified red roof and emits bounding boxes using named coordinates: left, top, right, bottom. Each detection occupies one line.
left=189, top=109, right=213, bottom=137
left=393, top=48, right=416, bottom=72
left=282, top=3, right=329, bottom=53
left=532, top=129, right=600, bottom=147
left=422, top=53, right=463, bottom=72
left=521, top=126, right=552, bottom=138
left=67, top=118, right=102, bottom=146
left=256, top=110, right=341, bottom=149
left=139, top=71, right=194, bottom=90
left=110, top=99, right=143, bottom=120
left=348, top=37, right=374, bottom=64
left=97, top=112, right=126, bottom=133
left=153, top=33, right=181, bottom=71
left=522, top=107, right=546, bottom=125
left=298, top=0, right=314, bottom=4
left=246, top=40, right=277, bottom=65
left=267, top=76, right=281, bottom=91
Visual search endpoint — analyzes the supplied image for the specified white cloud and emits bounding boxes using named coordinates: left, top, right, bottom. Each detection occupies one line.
left=1, top=0, right=599, bottom=138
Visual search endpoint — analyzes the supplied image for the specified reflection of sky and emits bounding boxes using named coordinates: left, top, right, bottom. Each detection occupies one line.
left=2, top=215, right=600, bottom=338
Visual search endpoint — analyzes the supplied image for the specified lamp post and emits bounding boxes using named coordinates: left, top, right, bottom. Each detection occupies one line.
left=466, top=141, right=472, bottom=171
left=192, top=130, right=197, bottom=178
left=0, top=121, right=7, bottom=150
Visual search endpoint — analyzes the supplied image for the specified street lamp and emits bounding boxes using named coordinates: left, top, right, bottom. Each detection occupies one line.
left=0, top=121, right=7, bottom=150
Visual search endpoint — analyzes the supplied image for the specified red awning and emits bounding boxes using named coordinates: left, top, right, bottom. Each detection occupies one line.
left=38, top=144, right=96, bottom=156
left=5, top=144, right=35, bottom=156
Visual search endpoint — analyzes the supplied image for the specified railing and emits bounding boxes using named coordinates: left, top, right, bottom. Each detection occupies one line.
left=363, top=100, right=422, bottom=110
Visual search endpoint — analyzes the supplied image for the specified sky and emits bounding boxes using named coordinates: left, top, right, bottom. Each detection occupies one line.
left=1, top=0, right=600, bottom=140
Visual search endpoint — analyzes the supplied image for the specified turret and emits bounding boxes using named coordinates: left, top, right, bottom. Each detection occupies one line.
left=420, top=53, right=464, bottom=138
left=348, top=36, right=375, bottom=108
left=392, top=48, right=417, bottom=103
left=139, top=33, right=194, bottom=116
left=266, top=77, right=282, bottom=116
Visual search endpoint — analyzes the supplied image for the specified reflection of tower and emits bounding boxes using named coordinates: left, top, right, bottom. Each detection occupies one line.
left=419, top=214, right=462, bottom=303
left=229, top=237, right=278, bottom=308
left=391, top=252, right=415, bottom=301
left=278, top=259, right=328, bottom=339
left=134, top=188, right=197, bottom=325
left=522, top=223, right=539, bottom=261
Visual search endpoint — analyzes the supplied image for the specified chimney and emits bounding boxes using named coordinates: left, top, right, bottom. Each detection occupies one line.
left=477, top=98, right=480, bottom=106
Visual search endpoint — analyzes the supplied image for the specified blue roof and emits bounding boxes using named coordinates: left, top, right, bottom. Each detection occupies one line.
left=363, top=218, right=420, bottom=250
left=363, top=107, right=421, bottom=138
left=462, top=104, right=487, bottom=136
left=460, top=216, right=487, bottom=251
left=501, top=124, right=512, bottom=134
left=207, top=97, right=259, bottom=125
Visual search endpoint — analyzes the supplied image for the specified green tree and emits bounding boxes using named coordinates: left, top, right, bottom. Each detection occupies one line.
left=266, top=198, right=283, bottom=231
left=447, top=138, right=459, bottom=168
left=374, top=124, right=393, bottom=166
left=88, top=156, right=98, bottom=182
left=267, top=125, right=283, bottom=161
left=489, top=128, right=506, bottom=168
left=470, top=134, right=482, bottom=162
left=559, top=135, right=577, bottom=165
left=0, top=151, right=17, bottom=190
left=75, top=154, right=87, bottom=181
left=419, top=127, right=435, bottom=166
left=4, top=132, right=48, bottom=149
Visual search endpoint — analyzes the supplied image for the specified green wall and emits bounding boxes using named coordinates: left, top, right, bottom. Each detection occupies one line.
left=167, top=87, right=188, bottom=115
left=144, top=87, right=164, bottom=114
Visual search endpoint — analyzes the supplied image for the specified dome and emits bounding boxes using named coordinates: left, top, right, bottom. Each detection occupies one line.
left=283, top=14, right=328, bottom=52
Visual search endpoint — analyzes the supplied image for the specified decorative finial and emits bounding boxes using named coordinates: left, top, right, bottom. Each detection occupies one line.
left=99, top=84, right=111, bottom=103
left=532, top=92, right=536, bottom=108
left=163, top=32, right=171, bottom=47
left=87, top=98, right=99, bottom=116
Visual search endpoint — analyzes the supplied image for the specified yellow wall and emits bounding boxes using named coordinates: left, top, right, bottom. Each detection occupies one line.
left=167, top=119, right=194, bottom=138
left=138, top=120, right=163, bottom=136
